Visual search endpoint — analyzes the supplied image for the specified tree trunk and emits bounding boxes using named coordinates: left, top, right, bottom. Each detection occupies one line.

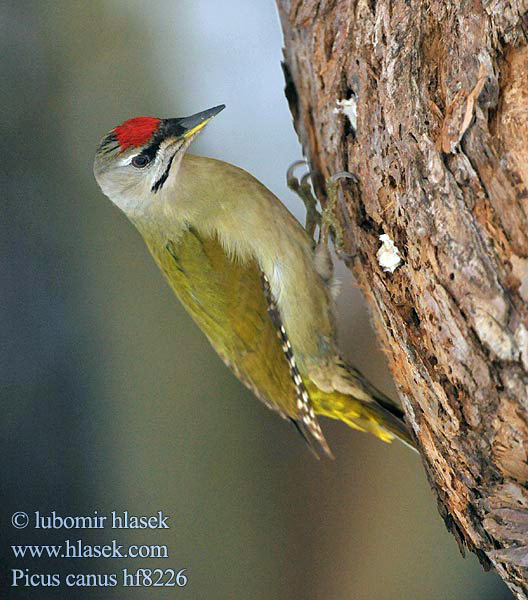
left=277, top=0, right=528, bottom=596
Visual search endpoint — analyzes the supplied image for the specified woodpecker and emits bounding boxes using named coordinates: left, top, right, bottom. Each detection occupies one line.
left=93, top=105, right=414, bottom=457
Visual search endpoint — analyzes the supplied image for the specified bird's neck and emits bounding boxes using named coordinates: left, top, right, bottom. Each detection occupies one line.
left=133, top=154, right=272, bottom=264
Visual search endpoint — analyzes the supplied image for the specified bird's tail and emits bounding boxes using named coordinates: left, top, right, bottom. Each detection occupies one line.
left=306, top=377, right=417, bottom=451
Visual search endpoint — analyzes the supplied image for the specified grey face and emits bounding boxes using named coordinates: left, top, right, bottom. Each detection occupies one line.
left=93, top=134, right=185, bottom=213
left=93, top=105, right=225, bottom=214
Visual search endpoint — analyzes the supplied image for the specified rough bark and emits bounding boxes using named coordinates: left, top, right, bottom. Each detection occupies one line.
left=277, top=0, right=528, bottom=596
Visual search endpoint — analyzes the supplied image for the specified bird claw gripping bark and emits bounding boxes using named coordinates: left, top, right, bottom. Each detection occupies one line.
left=287, top=161, right=357, bottom=258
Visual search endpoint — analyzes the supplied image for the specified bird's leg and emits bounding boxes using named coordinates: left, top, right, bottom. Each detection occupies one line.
left=286, top=160, right=321, bottom=244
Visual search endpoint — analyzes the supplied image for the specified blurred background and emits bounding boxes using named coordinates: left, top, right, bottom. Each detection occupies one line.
left=1, top=1, right=510, bottom=598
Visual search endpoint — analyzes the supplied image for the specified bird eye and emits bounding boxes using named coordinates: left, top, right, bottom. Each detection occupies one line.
left=131, top=154, right=150, bottom=168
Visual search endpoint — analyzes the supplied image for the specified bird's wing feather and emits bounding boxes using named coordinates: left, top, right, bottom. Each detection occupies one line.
left=259, top=272, right=332, bottom=457
left=144, top=227, right=299, bottom=419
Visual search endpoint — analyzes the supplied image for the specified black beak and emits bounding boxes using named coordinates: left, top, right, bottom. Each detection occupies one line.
left=163, top=104, right=226, bottom=139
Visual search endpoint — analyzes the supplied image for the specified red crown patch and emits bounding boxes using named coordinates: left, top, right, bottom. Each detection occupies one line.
left=114, top=117, right=161, bottom=150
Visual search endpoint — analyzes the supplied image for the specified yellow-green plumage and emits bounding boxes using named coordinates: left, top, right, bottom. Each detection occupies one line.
left=93, top=107, right=415, bottom=456
left=141, top=225, right=409, bottom=449
left=144, top=227, right=298, bottom=417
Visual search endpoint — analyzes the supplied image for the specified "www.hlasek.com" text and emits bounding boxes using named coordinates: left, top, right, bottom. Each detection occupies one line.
left=12, top=539, right=168, bottom=559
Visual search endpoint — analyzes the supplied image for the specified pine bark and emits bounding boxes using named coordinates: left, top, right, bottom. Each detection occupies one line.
left=277, top=1, right=528, bottom=596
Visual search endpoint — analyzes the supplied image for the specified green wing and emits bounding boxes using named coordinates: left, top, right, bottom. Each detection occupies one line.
left=143, top=227, right=298, bottom=418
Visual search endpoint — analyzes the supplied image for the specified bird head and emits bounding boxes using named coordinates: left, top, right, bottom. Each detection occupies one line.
left=94, top=104, right=225, bottom=214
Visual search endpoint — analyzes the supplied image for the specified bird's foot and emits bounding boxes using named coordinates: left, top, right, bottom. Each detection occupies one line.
left=287, top=162, right=358, bottom=262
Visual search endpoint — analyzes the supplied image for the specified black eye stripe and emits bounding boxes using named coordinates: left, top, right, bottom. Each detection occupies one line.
left=137, top=141, right=159, bottom=163
left=138, top=120, right=187, bottom=162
